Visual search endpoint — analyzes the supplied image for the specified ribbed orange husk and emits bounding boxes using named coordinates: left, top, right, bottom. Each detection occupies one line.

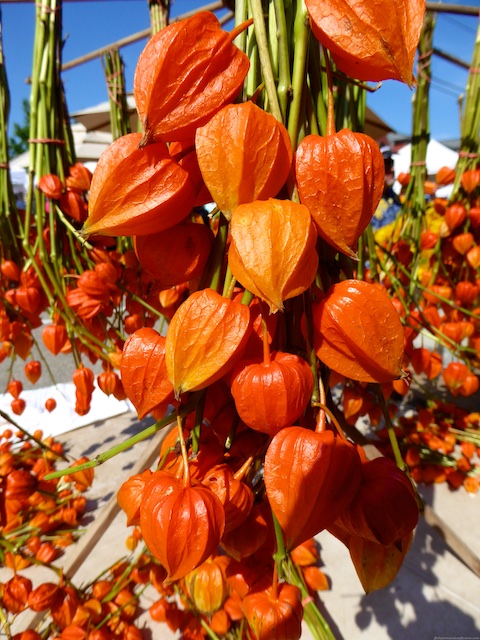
left=202, top=464, right=254, bottom=534
left=133, top=220, right=213, bottom=287
left=195, top=101, right=292, bottom=219
left=242, top=583, right=303, bottom=640
left=165, top=288, right=251, bottom=397
left=264, top=427, right=362, bottom=550
left=184, top=555, right=229, bottom=615
left=310, top=280, right=404, bottom=383
left=230, top=352, right=313, bottom=435
left=228, top=199, right=318, bottom=313
left=333, top=457, right=419, bottom=546
left=117, top=469, right=153, bottom=526
left=139, top=471, right=225, bottom=582
left=84, top=133, right=196, bottom=237
left=329, top=522, right=413, bottom=594
left=121, top=328, right=175, bottom=419
left=134, top=11, right=250, bottom=143
left=295, top=130, right=384, bottom=258
left=305, top=0, right=425, bottom=85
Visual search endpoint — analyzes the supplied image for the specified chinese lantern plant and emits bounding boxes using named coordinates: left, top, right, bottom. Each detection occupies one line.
left=44, top=1, right=435, bottom=637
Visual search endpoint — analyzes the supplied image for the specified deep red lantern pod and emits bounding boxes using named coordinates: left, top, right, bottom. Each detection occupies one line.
left=139, top=470, right=225, bottom=581
left=332, top=457, right=419, bottom=547
left=230, top=351, right=313, bottom=436
left=264, top=426, right=362, bottom=550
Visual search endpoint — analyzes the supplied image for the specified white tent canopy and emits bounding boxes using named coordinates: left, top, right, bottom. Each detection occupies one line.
left=9, top=123, right=112, bottom=172
left=392, top=138, right=459, bottom=179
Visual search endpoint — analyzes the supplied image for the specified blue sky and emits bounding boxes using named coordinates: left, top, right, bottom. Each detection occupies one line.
left=1, top=0, right=478, bottom=146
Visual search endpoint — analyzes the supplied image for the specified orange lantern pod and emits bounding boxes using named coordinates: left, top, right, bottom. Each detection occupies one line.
left=195, top=101, right=293, bottom=219
left=306, top=0, right=425, bottom=85
left=435, top=166, right=456, bottom=185
left=7, top=379, right=23, bottom=399
left=461, top=168, right=480, bottom=194
left=133, top=220, right=213, bottom=287
left=329, top=523, right=413, bottom=593
left=455, top=281, right=479, bottom=305
left=1, top=575, right=33, bottom=614
left=27, top=582, right=62, bottom=612
left=231, top=351, right=313, bottom=436
left=10, top=398, right=26, bottom=416
left=444, top=202, right=467, bottom=231
left=72, top=367, right=95, bottom=397
left=439, top=322, right=463, bottom=345
left=433, top=197, right=448, bottom=215
left=423, top=181, right=437, bottom=196
left=1, top=259, right=21, bottom=281
left=420, top=230, right=438, bottom=250
left=139, top=470, right=225, bottom=581
left=66, top=162, right=93, bottom=192
left=117, top=469, right=153, bottom=526
left=459, top=372, right=479, bottom=398
left=67, top=457, right=95, bottom=490
left=84, top=133, right=197, bottom=237
left=396, top=172, right=411, bottom=187
left=5, top=469, right=37, bottom=501
left=264, top=426, right=362, bottom=550
left=37, top=173, right=63, bottom=199
left=311, top=280, right=404, bottom=383
left=466, top=245, right=480, bottom=269
left=97, top=370, right=118, bottom=396
left=184, top=555, right=229, bottom=615
left=452, top=232, right=474, bottom=255
left=228, top=198, right=318, bottom=313
left=202, top=464, right=254, bottom=534
left=169, top=140, right=212, bottom=207
left=13, top=331, right=34, bottom=360
left=333, top=457, right=419, bottom=547
left=134, top=11, right=250, bottom=143
left=165, top=288, right=251, bottom=397
left=59, top=191, right=88, bottom=223
left=302, top=565, right=330, bottom=592
left=242, top=582, right=303, bottom=640
left=220, top=500, right=273, bottom=561
left=24, top=360, right=42, bottom=384
left=468, top=206, right=480, bottom=228
left=290, top=538, right=320, bottom=567
left=15, top=286, right=41, bottom=315
left=442, top=361, right=469, bottom=397
left=121, top=328, right=175, bottom=419
left=42, top=323, right=68, bottom=355
left=295, top=130, right=384, bottom=258
left=45, top=397, right=57, bottom=412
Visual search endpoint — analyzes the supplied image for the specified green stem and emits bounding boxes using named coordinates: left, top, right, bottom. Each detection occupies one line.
left=249, top=0, right=282, bottom=121
left=44, top=413, right=178, bottom=480
left=287, top=0, right=310, bottom=147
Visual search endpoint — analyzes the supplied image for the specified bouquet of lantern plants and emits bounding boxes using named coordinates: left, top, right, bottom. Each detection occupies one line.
left=79, top=0, right=427, bottom=637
